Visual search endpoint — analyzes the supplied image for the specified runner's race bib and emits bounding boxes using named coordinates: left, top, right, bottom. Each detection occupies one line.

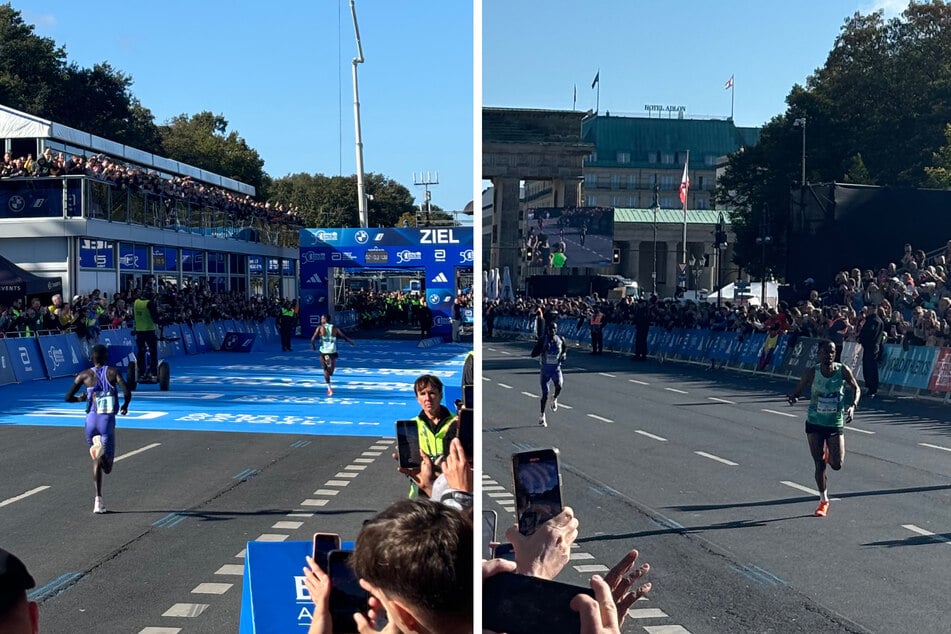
left=816, top=393, right=840, bottom=414
left=95, top=393, right=116, bottom=414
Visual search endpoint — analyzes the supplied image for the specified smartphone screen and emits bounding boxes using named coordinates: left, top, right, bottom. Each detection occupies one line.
left=327, top=550, right=370, bottom=634
left=463, top=383, right=474, bottom=409
left=458, top=408, right=474, bottom=461
left=482, top=510, right=497, bottom=560
left=312, top=533, right=342, bottom=572
left=492, top=542, right=515, bottom=562
left=513, top=448, right=563, bottom=536
left=483, top=571, right=593, bottom=634
left=395, top=420, right=421, bottom=470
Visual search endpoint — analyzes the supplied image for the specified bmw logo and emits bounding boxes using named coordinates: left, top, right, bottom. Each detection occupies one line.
left=8, top=195, right=25, bottom=213
left=428, top=293, right=441, bottom=305
left=355, top=230, right=369, bottom=244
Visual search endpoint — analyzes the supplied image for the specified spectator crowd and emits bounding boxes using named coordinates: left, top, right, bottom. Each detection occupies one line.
left=486, top=240, right=951, bottom=351
left=0, top=149, right=303, bottom=229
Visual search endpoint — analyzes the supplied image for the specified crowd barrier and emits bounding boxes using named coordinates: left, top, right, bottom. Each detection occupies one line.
left=0, top=317, right=279, bottom=387
left=491, top=315, right=951, bottom=404
left=334, top=309, right=360, bottom=330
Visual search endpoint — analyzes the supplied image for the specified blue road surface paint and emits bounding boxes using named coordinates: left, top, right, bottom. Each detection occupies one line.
left=232, top=468, right=260, bottom=481
left=1, top=339, right=468, bottom=438
left=153, top=513, right=188, bottom=528
left=28, top=572, right=82, bottom=601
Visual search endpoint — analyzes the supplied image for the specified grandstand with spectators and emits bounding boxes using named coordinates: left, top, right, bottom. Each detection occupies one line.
left=0, top=103, right=299, bottom=304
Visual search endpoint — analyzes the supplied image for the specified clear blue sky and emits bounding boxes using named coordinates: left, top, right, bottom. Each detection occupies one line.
left=483, top=0, right=906, bottom=128
left=21, top=1, right=475, bottom=214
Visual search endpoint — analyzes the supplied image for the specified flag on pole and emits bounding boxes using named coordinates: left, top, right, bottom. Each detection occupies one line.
left=591, top=71, right=600, bottom=89
left=724, top=74, right=734, bottom=90
left=573, top=84, right=577, bottom=109
left=679, top=156, right=690, bottom=206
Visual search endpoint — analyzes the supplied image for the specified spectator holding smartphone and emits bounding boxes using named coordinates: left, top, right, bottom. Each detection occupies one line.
left=303, top=499, right=472, bottom=634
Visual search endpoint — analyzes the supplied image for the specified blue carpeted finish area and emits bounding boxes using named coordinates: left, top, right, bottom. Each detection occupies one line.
left=0, top=339, right=469, bottom=437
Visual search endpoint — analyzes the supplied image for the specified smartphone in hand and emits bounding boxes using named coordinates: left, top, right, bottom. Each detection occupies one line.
left=312, top=532, right=342, bottom=572
left=395, top=420, right=421, bottom=470
left=483, top=571, right=593, bottom=634
left=482, top=509, right=497, bottom=560
left=326, top=549, right=370, bottom=633
left=512, top=448, right=563, bottom=536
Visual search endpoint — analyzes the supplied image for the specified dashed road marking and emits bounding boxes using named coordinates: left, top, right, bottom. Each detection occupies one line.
left=271, top=521, right=303, bottom=530
left=162, top=603, right=209, bottom=618
left=708, top=397, right=735, bottom=404
left=326, top=480, right=351, bottom=486
left=628, top=608, right=671, bottom=619
left=498, top=383, right=513, bottom=389
left=301, top=499, right=329, bottom=506
left=254, top=534, right=289, bottom=542
left=635, top=430, right=667, bottom=442
left=116, top=443, right=161, bottom=462
left=587, top=414, right=614, bottom=423
left=574, top=564, right=609, bottom=573
left=780, top=480, right=840, bottom=501
left=762, top=408, right=797, bottom=417
left=521, top=391, right=539, bottom=398
left=334, top=472, right=359, bottom=478
left=598, top=372, right=617, bottom=378
left=191, top=583, right=232, bottom=595
left=694, top=451, right=738, bottom=466
left=214, top=565, right=244, bottom=576
left=314, top=489, right=339, bottom=496
left=848, top=426, right=875, bottom=435
left=569, top=552, right=596, bottom=560
left=643, top=625, right=691, bottom=633
left=665, top=387, right=688, bottom=394
left=557, top=403, right=574, bottom=409
left=629, top=379, right=649, bottom=385
left=0, top=485, right=50, bottom=508
left=920, top=442, right=951, bottom=453
left=139, top=628, right=182, bottom=634
left=902, top=524, right=951, bottom=544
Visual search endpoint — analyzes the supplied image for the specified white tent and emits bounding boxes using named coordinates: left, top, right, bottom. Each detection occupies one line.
left=706, top=281, right=779, bottom=307
left=501, top=267, right=515, bottom=301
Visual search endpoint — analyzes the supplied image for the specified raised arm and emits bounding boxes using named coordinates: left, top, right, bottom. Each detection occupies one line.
left=65, top=370, right=90, bottom=402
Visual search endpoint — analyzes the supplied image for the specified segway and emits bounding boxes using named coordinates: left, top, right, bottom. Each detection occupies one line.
left=126, top=333, right=175, bottom=391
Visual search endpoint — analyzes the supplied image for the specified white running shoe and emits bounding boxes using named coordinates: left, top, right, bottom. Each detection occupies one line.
left=538, top=413, right=548, bottom=427
left=89, top=436, right=104, bottom=461
left=327, top=385, right=333, bottom=397
left=93, top=496, right=105, bottom=514
left=551, top=399, right=559, bottom=412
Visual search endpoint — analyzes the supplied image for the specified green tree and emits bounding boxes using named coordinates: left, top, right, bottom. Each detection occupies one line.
left=0, top=3, right=68, bottom=116
left=268, top=171, right=418, bottom=227
left=158, top=112, right=266, bottom=193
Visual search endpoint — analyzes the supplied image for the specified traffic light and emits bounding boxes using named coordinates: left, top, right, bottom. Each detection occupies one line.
left=612, top=248, right=621, bottom=263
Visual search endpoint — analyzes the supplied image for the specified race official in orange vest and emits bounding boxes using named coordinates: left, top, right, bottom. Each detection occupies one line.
left=589, top=306, right=605, bottom=355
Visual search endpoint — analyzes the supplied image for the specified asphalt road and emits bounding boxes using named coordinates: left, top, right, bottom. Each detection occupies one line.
left=0, top=336, right=468, bottom=633
left=483, top=337, right=951, bottom=634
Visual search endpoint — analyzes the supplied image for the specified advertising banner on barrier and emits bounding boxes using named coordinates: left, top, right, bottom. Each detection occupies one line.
left=779, top=337, right=823, bottom=376
left=0, top=343, right=16, bottom=386
left=879, top=344, right=937, bottom=390
left=927, top=347, right=951, bottom=392
left=4, top=338, right=46, bottom=382
left=222, top=332, right=259, bottom=352
left=159, top=325, right=185, bottom=358
left=238, top=540, right=354, bottom=634
left=191, top=322, right=213, bottom=353
left=180, top=323, right=197, bottom=355
left=38, top=334, right=86, bottom=378
left=840, top=341, right=864, bottom=382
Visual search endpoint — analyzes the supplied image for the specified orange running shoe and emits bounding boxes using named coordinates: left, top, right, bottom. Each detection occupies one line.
left=814, top=501, right=830, bottom=517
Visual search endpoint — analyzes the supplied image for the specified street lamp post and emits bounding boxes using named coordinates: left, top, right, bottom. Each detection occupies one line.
left=651, top=184, right=659, bottom=296
left=714, top=212, right=727, bottom=308
left=793, top=117, right=806, bottom=185
left=755, top=205, right=772, bottom=306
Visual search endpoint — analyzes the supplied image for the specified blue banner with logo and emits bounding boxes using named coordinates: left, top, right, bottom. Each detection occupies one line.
left=191, top=322, right=213, bottom=353
left=4, top=338, right=46, bottom=382
left=221, top=331, right=259, bottom=352
left=37, top=334, right=87, bottom=378
left=0, top=343, right=16, bottom=385
left=300, top=227, right=473, bottom=338
left=238, top=540, right=355, bottom=634
left=879, top=344, right=937, bottom=390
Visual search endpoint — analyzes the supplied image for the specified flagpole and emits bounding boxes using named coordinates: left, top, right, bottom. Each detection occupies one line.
left=681, top=150, right=689, bottom=273
left=573, top=84, right=577, bottom=111
left=731, top=79, right=735, bottom=120
left=596, top=80, right=600, bottom=115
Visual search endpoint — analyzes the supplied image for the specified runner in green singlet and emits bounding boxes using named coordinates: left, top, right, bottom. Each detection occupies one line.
left=310, top=313, right=355, bottom=396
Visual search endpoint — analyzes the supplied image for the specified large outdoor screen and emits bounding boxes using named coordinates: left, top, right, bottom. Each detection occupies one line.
left=525, top=207, right=614, bottom=269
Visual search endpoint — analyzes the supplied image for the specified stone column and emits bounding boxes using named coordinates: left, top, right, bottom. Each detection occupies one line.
left=492, top=176, right=522, bottom=289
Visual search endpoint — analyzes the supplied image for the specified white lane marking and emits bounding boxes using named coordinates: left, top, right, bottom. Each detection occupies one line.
left=920, top=442, right=951, bottom=453
left=497, top=383, right=513, bottom=389
left=521, top=391, right=540, bottom=398
left=353, top=458, right=374, bottom=463
left=27, top=408, right=167, bottom=420
left=314, top=489, right=340, bottom=496
left=482, top=485, right=506, bottom=491
left=780, top=481, right=840, bottom=501
left=487, top=348, right=497, bottom=352
left=272, top=521, right=303, bottom=530
left=598, top=372, right=617, bottom=378
left=665, top=387, right=688, bottom=394
left=635, top=430, right=667, bottom=442
left=254, top=534, right=289, bottom=542
left=486, top=492, right=513, bottom=498
left=302, top=499, right=329, bottom=507
left=763, top=409, right=798, bottom=418
left=334, top=472, right=359, bottom=479
left=0, top=486, right=50, bottom=508
left=191, top=583, right=232, bottom=594
left=140, top=627, right=183, bottom=634
left=695, top=451, right=739, bottom=466
left=708, top=397, right=735, bottom=404
left=558, top=403, right=574, bottom=409
left=629, top=379, right=649, bottom=385
left=569, top=552, right=595, bottom=560
left=847, top=426, right=875, bottom=435
left=628, top=609, right=671, bottom=620
left=902, top=524, right=951, bottom=544
left=344, top=465, right=366, bottom=471
left=286, top=512, right=314, bottom=518
left=500, top=350, right=512, bottom=355
left=162, top=603, right=209, bottom=617
left=587, top=414, right=614, bottom=423
left=575, top=367, right=589, bottom=371
left=483, top=376, right=491, bottom=381
left=215, top=564, right=245, bottom=576
left=574, top=564, right=609, bottom=573
left=361, top=451, right=383, bottom=457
